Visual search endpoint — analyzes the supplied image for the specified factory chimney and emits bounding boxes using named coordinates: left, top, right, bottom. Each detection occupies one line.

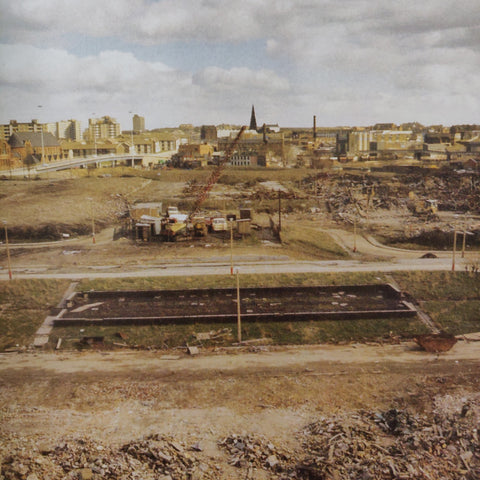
left=313, top=115, right=317, bottom=141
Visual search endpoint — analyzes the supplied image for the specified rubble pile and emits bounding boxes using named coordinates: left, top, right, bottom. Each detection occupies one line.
left=1, top=396, right=478, bottom=479
left=1, top=436, right=217, bottom=480
left=298, top=402, right=479, bottom=480
left=218, top=434, right=293, bottom=472
left=120, top=435, right=217, bottom=479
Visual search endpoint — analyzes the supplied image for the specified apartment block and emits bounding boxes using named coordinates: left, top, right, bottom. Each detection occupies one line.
left=0, top=119, right=44, bottom=139
left=86, top=116, right=121, bottom=140
left=133, top=114, right=145, bottom=133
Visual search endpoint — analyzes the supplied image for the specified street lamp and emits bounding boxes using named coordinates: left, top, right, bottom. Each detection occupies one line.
left=462, top=213, right=468, bottom=259
left=236, top=269, right=242, bottom=343
left=3, top=221, right=12, bottom=280
left=37, top=105, right=45, bottom=164
left=87, top=197, right=96, bottom=244
left=129, top=111, right=135, bottom=167
left=91, top=113, right=97, bottom=157
left=353, top=215, right=357, bottom=253
left=230, top=219, right=234, bottom=275
left=452, top=227, right=457, bottom=271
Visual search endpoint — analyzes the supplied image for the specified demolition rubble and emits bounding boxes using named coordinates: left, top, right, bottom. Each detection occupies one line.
left=2, top=394, right=478, bottom=480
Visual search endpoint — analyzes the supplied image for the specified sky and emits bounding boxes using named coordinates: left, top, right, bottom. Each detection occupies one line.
left=0, top=0, right=479, bottom=130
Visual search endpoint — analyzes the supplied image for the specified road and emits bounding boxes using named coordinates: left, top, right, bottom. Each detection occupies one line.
left=1, top=223, right=474, bottom=280
left=0, top=256, right=470, bottom=280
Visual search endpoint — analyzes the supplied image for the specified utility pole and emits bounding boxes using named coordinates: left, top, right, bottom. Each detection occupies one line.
left=278, top=191, right=282, bottom=232
left=3, top=221, right=12, bottom=280
left=452, top=228, right=457, bottom=271
left=461, top=213, right=467, bottom=258
left=236, top=269, right=242, bottom=343
left=129, top=111, right=135, bottom=167
left=353, top=216, right=357, bottom=253
left=230, top=219, right=234, bottom=275
left=87, top=198, right=96, bottom=244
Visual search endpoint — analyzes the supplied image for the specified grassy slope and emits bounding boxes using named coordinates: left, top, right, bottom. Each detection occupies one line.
left=1, top=271, right=478, bottom=351
left=0, top=279, right=70, bottom=350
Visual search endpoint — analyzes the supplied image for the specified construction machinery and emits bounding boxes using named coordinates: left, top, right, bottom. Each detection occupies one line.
left=408, top=192, right=438, bottom=220
left=187, top=127, right=246, bottom=223
left=185, top=126, right=246, bottom=236
left=132, top=127, right=245, bottom=242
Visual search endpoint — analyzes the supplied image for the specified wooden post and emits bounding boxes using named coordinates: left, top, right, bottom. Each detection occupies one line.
left=3, top=222, right=12, bottom=280
left=452, top=228, right=457, bottom=271
left=91, top=207, right=96, bottom=244
left=230, top=219, right=234, bottom=275
left=353, top=216, right=357, bottom=253
left=236, top=269, right=241, bottom=343
left=278, top=191, right=282, bottom=232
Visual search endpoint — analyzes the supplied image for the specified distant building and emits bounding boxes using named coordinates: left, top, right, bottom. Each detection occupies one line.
left=249, top=105, right=257, bottom=131
left=372, top=123, right=397, bottom=131
left=265, top=124, right=280, bottom=133
left=86, top=116, right=121, bottom=140
left=229, top=151, right=268, bottom=167
left=133, top=114, right=145, bottom=133
left=173, top=143, right=214, bottom=167
left=0, top=119, right=44, bottom=140
left=218, top=131, right=284, bottom=159
left=54, top=120, right=82, bottom=140
left=200, top=125, right=217, bottom=143
left=0, top=139, right=12, bottom=170
left=8, top=132, right=64, bottom=164
left=348, top=130, right=422, bottom=157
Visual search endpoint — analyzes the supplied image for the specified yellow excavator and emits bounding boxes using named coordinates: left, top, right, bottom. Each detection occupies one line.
left=408, top=192, right=438, bottom=220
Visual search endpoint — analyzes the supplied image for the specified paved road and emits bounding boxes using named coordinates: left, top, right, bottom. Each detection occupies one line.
left=0, top=256, right=469, bottom=280
left=1, top=223, right=474, bottom=280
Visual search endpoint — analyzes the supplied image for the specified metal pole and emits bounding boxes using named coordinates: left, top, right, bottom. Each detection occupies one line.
left=230, top=219, right=234, bottom=275
left=130, top=111, right=134, bottom=167
left=353, top=216, right=357, bottom=253
left=452, top=228, right=457, bottom=271
left=461, top=214, right=467, bottom=258
left=236, top=269, right=241, bottom=343
left=41, top=127, right=45, bottom=164
left=88, top=198, right=96, bottom=244
left=3, top=222, right=12, bottom=280
left=278, top=191, right=281, bottom=232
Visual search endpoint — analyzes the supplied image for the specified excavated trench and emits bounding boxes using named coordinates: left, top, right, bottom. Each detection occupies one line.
left=56, top=284, right=416, bottom=327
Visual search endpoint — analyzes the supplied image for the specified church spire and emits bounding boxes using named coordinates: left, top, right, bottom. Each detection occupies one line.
left=249, top=105, right=257, bottom=131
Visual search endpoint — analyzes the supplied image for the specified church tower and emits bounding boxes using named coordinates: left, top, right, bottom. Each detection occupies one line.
left=249, top=105, right=257, bottom=131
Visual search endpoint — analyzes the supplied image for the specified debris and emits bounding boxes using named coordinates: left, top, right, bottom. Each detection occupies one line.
left=187, top=346, right=199, bottom=356
left=71, top=302, right=104, bottom=313
left=80, top=336, right=104, bottom=346
left=414, top=332, right=458, bottom=352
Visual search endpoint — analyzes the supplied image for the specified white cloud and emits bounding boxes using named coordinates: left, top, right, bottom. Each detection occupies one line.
left=0, top=0, right=479, bottom=126
left=193, top=66, right=289, bottom=92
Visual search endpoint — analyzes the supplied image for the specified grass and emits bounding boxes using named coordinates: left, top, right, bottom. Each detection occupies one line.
left=423, top=300, right=480, bottom=335
left=78, top=271, right=384, bottom=292
left=392, top=271, right=480, bottom=335
left=0, top=279, right=70, bottom=350
left=1, top=271, right=478, bottom=352
left=392, top=271, right=480, bottom=301
left=280, top=225, right=349, bottom=259
left=51, top=317, right=427, bottom=351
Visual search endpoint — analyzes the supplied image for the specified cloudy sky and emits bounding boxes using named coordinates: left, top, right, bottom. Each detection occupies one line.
left=0, top=0, right=479, bottom=130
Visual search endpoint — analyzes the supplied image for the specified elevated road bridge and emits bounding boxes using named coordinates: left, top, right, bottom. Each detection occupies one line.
left=5, top=151, right=176, bottom=177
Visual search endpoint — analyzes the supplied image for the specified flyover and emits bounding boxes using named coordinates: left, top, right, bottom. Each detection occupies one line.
left=4, top=151, right=176, bottom=176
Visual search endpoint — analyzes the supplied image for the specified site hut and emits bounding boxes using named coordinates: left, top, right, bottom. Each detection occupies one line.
left=131, top=203, right=163, bottom=241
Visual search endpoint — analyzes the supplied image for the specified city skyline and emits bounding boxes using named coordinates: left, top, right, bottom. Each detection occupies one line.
left=0, top=1, right=479, bottom=129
